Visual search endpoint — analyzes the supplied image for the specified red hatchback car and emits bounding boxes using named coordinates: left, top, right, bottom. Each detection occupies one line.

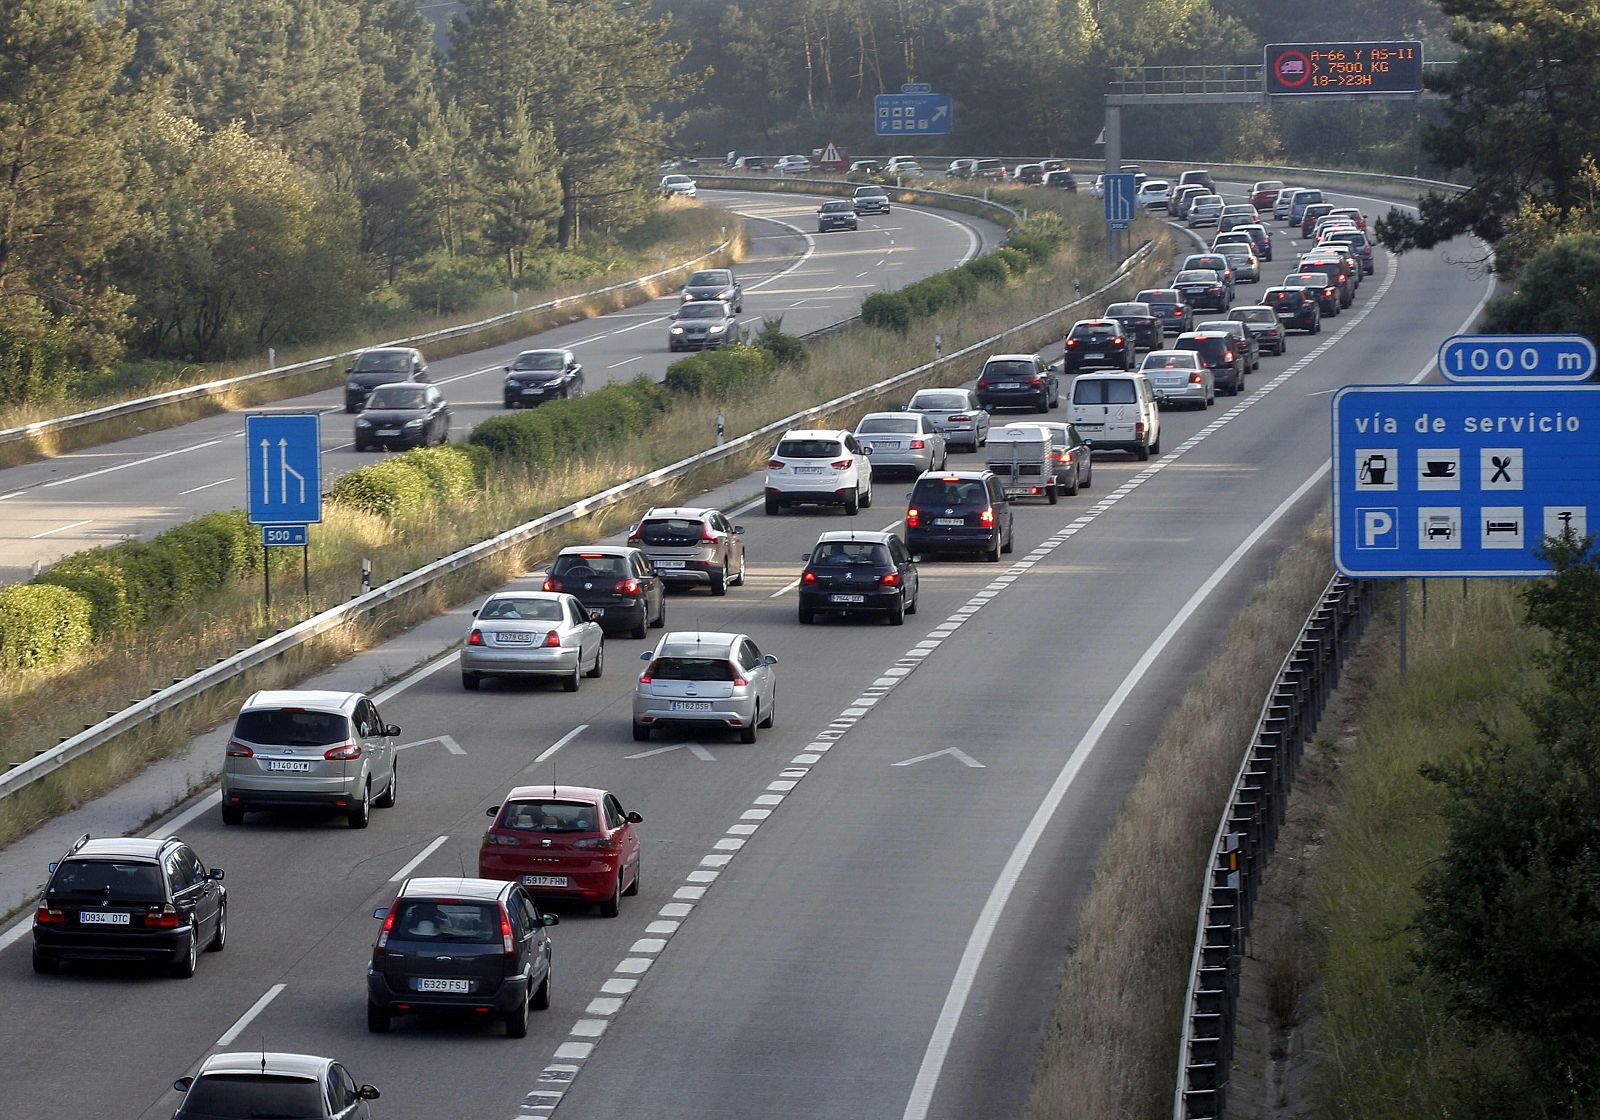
left=479, top=785, right=643, bottom=917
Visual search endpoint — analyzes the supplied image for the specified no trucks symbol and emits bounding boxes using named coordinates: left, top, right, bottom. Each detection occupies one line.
left=1273, top=51, right=1310, bottom=87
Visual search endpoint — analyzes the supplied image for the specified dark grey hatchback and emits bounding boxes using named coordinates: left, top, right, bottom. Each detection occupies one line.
left=904, top=470, right=1015, bottom=562
left=368, top=876, right=557, bottom=1038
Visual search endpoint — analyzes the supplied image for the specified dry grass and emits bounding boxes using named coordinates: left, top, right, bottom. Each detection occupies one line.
left=1021, top=513, right=1337, bottom=1120
left=0, top=206, right=742, bottom=469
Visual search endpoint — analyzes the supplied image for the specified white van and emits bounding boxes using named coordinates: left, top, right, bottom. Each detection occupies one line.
left=1067, top=372, right=1161, bottom=460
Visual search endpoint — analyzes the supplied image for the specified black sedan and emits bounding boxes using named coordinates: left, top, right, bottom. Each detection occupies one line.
left=542, top=546, right=666, bottom=639
left=798, top=530, right=919, bottom=626
left=818, top=200, right=859, bottom=232
left=1062, top=319, right=1137, bottom=372
left=1134, top=288, right=1195, bottom=335
left=1172, top=269, right=1231, bottom=312
left=344, top=347, right=429, bottom=413
left=504, top=348, right=584, bottom=408
left=353, top=383, right=451, bottom=450
left=680, top=268, right=743, bottom=312
left=1102, top=302, right=1161, bottom=351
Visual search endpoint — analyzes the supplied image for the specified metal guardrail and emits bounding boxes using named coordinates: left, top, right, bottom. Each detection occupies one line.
left=0, top=239, right=1158, bottom=803
left=0, top=238, right=738, bottom=452
left=1173, top=576, right=1377, bottom=1120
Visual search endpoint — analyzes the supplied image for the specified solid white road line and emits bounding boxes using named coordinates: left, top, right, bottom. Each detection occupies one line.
left=216, top=983, right=286, bottom=1047
left=27, top=519, right=92, bottom=539
left=373, top=650, right=460, bottom=705
left=389, top=835, right=449, bottom=882
left=149, top=792, right=222, bottom=839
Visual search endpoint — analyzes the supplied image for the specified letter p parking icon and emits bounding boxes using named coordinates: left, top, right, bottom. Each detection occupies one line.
left=1357, top=507, right=1399, bottom=550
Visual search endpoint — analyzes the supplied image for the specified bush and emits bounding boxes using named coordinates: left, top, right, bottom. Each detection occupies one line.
left=328, top=457, right=432, bottom=520
left=404, top=445, right=482, bottom=503
left=468, top=376, right=669, bottom=468
left=35, top=551, right=134, bottom=634
left=663, top=345, right=777, bottom=399
left=861, top=291, right=912, bottom=333
left=901, top=273, right=958, bottom=319
left=752, top=317, right=807, bottom=368
left=399, top=253, right=506, bottom=315
left=996, top=246, right=1032, bottom=276
left=0, top=584, right=93, bottom=669
left=964, top=254, right=1012, bottom=286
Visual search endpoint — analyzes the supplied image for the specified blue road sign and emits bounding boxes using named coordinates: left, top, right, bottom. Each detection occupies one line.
left=901, top=82, right=932, bottom=94
left=1332, top=384, right=1599, bottom=578
left=262, top=525, right=308, bottom=547
left=1104, top=173, right=1138, bottom=230
left=1438, top=333, right=1596, bottom=383
left=874, top=93, right=952, bottom=136
left=246, top=414, right=322, bottom=525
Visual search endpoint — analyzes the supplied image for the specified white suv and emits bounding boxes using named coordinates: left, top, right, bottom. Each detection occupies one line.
left=764, top=428, right=873, bottom=515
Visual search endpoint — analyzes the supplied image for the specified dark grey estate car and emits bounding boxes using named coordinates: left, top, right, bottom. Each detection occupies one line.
left=668, top=300, right=739, bottom=351
left=680, top=268, right=743, bottom=311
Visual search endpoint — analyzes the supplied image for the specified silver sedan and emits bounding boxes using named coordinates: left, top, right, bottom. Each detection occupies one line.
left=461, top=591, right=604, bottom=692
left=853, top=412, right=948, bottom=476
left=904, top=388, right=991, bottom=452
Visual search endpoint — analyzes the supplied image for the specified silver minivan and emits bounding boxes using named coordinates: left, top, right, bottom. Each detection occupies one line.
left=222, top=690, right=399, bottom=828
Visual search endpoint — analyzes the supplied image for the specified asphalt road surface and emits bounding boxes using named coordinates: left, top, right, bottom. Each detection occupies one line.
left=0, top=180, right=1492, bottom=1120
left=0, top=191, right=1005, bottom=585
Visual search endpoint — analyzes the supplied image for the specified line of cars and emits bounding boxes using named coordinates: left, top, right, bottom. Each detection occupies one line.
left=815, top=184, right=893, bottom=231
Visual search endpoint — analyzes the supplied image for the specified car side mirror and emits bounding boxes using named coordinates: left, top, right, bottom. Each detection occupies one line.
left=626, top=811, right=644, bottom=823
left=485, top=805, right=500, bottom=817
left=359, top=1085, right=381, bottom=1101
left=762, top=654, right=778, bottom=666
left=589, top=610, right=603, bottom=622
left=174, top=1077, right=194, bottom=1093
left=861, top=446, right=872, bottom=455
left=731, top=525, right=745, bottom=535
left=640, top=651, right=653, bottom=660
left=384, top=724, right=401, bottom=737
left=48, top=861, right=57, bottom=873
left=503, top=366, right=511, bottom=373
left=470, top=606, right=480, bottom=617
left=209, top=868, right=225, bottom=880
left=539, top=912, right=560, bottom=927
left=344, top=366, right=354, bottom=375
left=373, top=907, right=389, bottom=920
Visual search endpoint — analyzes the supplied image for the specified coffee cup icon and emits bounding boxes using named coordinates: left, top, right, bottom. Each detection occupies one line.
left=1424, top=460, right=1456, bottom=478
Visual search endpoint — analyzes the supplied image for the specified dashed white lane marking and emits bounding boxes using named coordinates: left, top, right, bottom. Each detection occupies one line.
left=216, top=984, right=286, bottom=1047
left=27, top=518, right=91, bottom=539
left=389, top=835, right=449, bottom=882
left=179, top=477, right=235, bottom=495
left=531, top=725, right=588, bottom=768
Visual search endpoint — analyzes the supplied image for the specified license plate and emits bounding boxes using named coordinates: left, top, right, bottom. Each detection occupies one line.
left=521, top=387, right=543, bottom=394
left=670, top=701, right=713, bottom=711
left=1077, top=424, right=1103, bottom=431
left=830, top=594, right=866, bottom=603
left=496, top=631, right=534, bottom=644
left=417, top=978, right=471, bottom=993
left=876, top=441, right=901, bottom=449
left=656, top=560, right=686, bottom=569
left=1004, top=487, right=1031, bottom=497
left=588, top=607, right=604, bottom=615
left=521, top=875, right=570, bottom=889
left=80, top=911, right=130, bottom=925
left=995, top=382, right=1020, bottom=389
left=266, top=760, right=312, bottom=772
left=376, top=429, right=400, bottom=436
left=934, top=518, right=965, bottom=527
left=794, top=466, right=825, bottom=474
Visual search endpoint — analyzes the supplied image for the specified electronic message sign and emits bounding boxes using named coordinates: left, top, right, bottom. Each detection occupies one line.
left=1265, top=42, right=1423, bottom=96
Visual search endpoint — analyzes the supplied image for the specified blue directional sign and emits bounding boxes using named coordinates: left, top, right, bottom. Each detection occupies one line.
left=875, top=93, right=952, bottom=136
left=1332, top=384, right=1599, bottom=578
left=245, top=414, right=322, bottom=525
left=1104, top=173, right=1138, bottom=230
left=262, top=525, right=308, bottom=547
left=1438, top=333, right=1597, bottom=383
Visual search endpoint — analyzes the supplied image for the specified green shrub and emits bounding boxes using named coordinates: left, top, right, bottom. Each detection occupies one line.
left=944, top=267, right=980, bottom=303
left=996, top=246, right=1032, bottom=276
left=664, top=346, right=776, bottom=399
left=861, top=291, right=912, bottom=333
left=964, top=254, right=1011, bottom=286
left=405, top=445, right=482, bottom=503
left=468, top=376, right=668, bottom=468
left=752, top=318, right=807, bottom=368
left=901, top=274, right=958, bottom=319
left=35, top=551, right=134, bottom=635
left=0, top=584, right=93, bottom=669
left=328, top=457, right=432, bottom=519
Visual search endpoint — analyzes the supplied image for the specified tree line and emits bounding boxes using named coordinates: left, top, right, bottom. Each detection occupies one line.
left=0, top=0, right=690, bottom=399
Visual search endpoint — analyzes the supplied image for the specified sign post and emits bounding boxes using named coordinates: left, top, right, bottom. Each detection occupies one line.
left=247, top=413, right=322, bottom=611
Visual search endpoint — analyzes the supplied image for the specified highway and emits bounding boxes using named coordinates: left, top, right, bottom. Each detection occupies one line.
left=0, top=191, right=1005, bottom=585
left=0, top=180, right=1492, bottom=1120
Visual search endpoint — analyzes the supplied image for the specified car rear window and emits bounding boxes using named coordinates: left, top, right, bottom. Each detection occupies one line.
left=1071, top=325, right=1120, bottom=341
left=857, top=416, right=917, bottom=434
left=352, top=351, right=410, bottom=372
left=1175, top=271, right=1218, bottom=284
left=911, top=478, right=989, bottom=506
left=812, top=542, right=892, bottom=566
left=647, top=656, right=736, bottom=681
left=390, top=899, right=500, bottom=943
left=499, top=799, right=599, bottom=832
left=551, top=554, right=628, bottom=577
left=776, top=438, right=844, bottom=458
left=1265, top=290, right=1305, bottom=307
left=1136, top=290, right=1178, bottom=304
left=478, top=597, right=563, bottom=621
left=1105, top=303, right=1149, bottom=317
left=910, top=391, right=969, bottom=410
left=179, top=1075, right=324, bottom=1118
left=1144, top=352, right=1201, bottom=369
left=1072, top=378, right=1138, bottom=405
left=1174, top=337, right=1226, bottom=358
left=1231, top=308, right=1276, bottom=323
left=983, top=360, right=1036, bottom=377
left=233, top=708, right=349, bottom=746
left=636, top=518, right=709, bottom=546
left=51, top=860, right=164, bottom=900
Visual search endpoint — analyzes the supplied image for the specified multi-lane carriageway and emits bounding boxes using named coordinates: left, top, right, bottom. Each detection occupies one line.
left=0, top=181, right=1491, bottom=1120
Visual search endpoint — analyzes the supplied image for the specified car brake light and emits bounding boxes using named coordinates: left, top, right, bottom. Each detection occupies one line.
left=768, top=459, right=784, bottom=469
left=906, top=507, right=921, bottom=527
left=573, top=836, right=616, bottom=850
left=468, top=629, right=484, bottom=646
left=1225, top=351, right=1234, bottom=361
left=616, top=578, right=641, bottom=595
left=949, top=414, right=970, bottom=423
left=226, top=740, right=254, bottom=758
left=1056, top=450, right=1073, bottom=463
left=1064, top=339, right=1079, bottom=348
left=498, top=903, right=516, bottom=958
left=325, top=742, right=362, bottom=761
left=729, top=663, right=748, bottom=686
left=802, top=571, right=817, bottom=583
left=830, top=459, right=852, bottom=469
left=1190, top=372, right=1204, bottom=384
left=542, top=578, right=561, bottom=592
left=625, top=533, right=642, bottom=545
left=909, top=439, right=925, bottom=449
left=882, top=571, right=901, bottom=587
left=976, top=378, right=992, bottom=387
left=1112, top=337, right=1124, bottom=346
left=1026, top=377, right=1043, bottom=387
left=144, top=906, right=180, bottom=928
left=543, top=630, right=561, bottom=648
left=1135, top=421, right=1146, bottom=437
left=34, top=906, right=63, bottom=924
left=700, top=527, right=719, bottom=543
left=979, top=507, right=995, bottom=526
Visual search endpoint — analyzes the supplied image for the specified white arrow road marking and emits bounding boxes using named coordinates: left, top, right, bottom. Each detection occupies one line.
left=893, top=747, right=985, bottom=768
left=395, top=734, right=464, bottom=755
left=626, top=742, right=716, bottom=761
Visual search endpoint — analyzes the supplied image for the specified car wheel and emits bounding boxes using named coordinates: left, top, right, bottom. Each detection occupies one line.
left=531, top=970, right=552, bottom=1010
left=600, top=872, right=623, bottom=918
left=1035, top=396, right=1049, bottom=414
left=710, top=569, right=728, bottom=596
left=888, top=595, right=905, bottom=626
left=1082, top=462, right=1093, bottom=489
left=765, top=494, right=781, bottom=516
left=740, top=716, right=758, bottom=744
left=731, top=552, right=747, bottom=586
left=367, top=1002, right=392, bottom=1033
left=587, top=643, right=604, bottom=678
left=624, top=859, right=642, bottom=897
left=208, top=902, right=228, bottom=952
left=1136, top=439, right=1150, bottom=461
left=632, top=723, right=650, bottom=742
left=32, top=947, right=58, bottom=975
left=860, top=479, right=872, bottom=509
left=844, top=490, right=859, bottom=516
left=1151, top=431, right=1162, bottom=455
left=1001, top=530, right=1014, bottom=554
left=798, top=607, right=813, bottom=624
left=221, top=803, right=244, bottom=826
left=563, top=664, right=580, bottom=692
left=505, top=987, right=530, bottom=1038
left=760, top=698, right=775, bottom=728
left=504, top=398, right=516, bottom=409
left=170, top=932, right=198, bottom=979
left=375, top=761, right=398, bottom=808
left=348, top=781, right=371, bottom=829
left=632, top=611, right=648, bottom=639
left=462, top=672, right=481, bottom=691
left=653, top=598, right=666, bottom=628
left=1065, top=468, right=1079, bottom=497
left=986, top=537, right=1001, bottom=563
left=1047, top=481, right=1059, bottom=505
left=906, top=588, right=918, bottom=615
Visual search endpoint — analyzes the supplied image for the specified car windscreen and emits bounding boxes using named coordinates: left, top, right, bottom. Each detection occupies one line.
left=857, top=417, right=917, bottom=434
left=910, top=392, right=969, bottom=410
left=499, top=799, right=599, bottom=832
left=352, top=351, right=410, bottom=372
left=50, top=860, right=164, bottom=900
left=855, top=188, right=886, bottom=197
left=911, top=478, right=988, bottom=506
left=982, top=360, right=1036, bottom=378
left=179, top=1074, right=324, bottom=1118
left=512, top=352, right=565, bottom=371
left=636, top=518, right=707, bottom=545
left=647, top=656, right=735, bottom=681
left=366, top=387, right=427, bottom=410
left=478, top=597, right=562, bottom=621
left=811, top=543, right=892, bottom=567
left=1072, top=379, right=1137, bottom=405
left=776, top=438, right=844, bottom=458
left=676, top=304, right=724, bottom=319
left=822, top=202, right=853, bottom=212
left=233, top=709, right=349, bottom=747
left=686, top=271, right=728, bottom=287
left=1231, top=309, right=1276, bottom=323
left=390, top=899, right=500, bottom=943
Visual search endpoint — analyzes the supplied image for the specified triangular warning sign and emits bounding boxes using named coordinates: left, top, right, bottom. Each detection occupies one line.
left=1094, top=127, right=1106, bottom=145
left=819, top=140, right=842, bottom=163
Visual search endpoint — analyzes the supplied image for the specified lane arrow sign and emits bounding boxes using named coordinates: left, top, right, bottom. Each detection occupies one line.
left=932, top=104, right=949, bottom=122
left=893, top=747, right=984, bottom=768
left=626, top=742, right=716, bottom=761
left=395, top=734, right=465, bottom=755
